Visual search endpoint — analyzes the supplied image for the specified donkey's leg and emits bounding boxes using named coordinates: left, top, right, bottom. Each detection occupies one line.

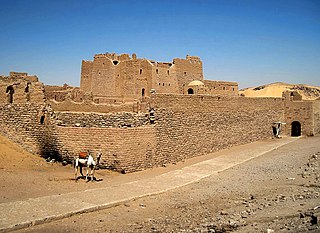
left=79, top=164, right=84, bottom=177
left=85, top=165, right=89, bottom=182
left=90, top=166, right=95, bottom=182
left=74, top=159, right=79, bottom=182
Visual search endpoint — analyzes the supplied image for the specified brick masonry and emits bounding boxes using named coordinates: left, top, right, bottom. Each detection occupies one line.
left=0, top=92, right=319, bottom=172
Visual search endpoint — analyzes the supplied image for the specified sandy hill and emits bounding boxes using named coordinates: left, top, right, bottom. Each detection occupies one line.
left=0, top=134, right=48, bottom=170
left=239, top=82, right=320, bottom=100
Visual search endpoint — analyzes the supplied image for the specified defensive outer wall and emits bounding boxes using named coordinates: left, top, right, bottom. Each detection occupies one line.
left=1, top=93, right=319, bottom=173
left=0, top=59, right=320, bottom=173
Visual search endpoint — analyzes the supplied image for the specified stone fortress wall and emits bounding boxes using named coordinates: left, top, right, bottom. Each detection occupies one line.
left=0, top=53, right=319, bottom=173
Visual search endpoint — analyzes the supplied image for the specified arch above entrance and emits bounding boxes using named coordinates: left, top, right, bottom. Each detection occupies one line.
left=187, top=88, right=194, bottom=94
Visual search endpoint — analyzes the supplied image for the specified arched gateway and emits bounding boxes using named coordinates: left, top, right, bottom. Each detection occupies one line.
left=291, top=121, right=301, bottom=137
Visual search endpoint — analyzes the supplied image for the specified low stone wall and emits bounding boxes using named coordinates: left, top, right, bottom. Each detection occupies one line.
left=0, top=104, right=156, bottom=172
left=49, top=99, right=139, bottom=113
left=0, top=104, right=59, bottom=156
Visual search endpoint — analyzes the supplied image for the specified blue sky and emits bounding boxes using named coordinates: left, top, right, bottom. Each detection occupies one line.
left=0, top=0, right=319, bottom=89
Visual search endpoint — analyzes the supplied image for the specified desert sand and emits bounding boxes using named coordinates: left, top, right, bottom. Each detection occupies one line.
left=239, top=82, right=320, bottom=100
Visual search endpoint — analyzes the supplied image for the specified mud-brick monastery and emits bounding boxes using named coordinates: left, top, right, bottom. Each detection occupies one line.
left=0, top=53, right=319, bottom=173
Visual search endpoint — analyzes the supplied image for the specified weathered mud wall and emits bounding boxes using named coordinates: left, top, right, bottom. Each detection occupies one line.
left=150, top=94, right=285, bottom=164
left=1, top=94, right=318, bottom=173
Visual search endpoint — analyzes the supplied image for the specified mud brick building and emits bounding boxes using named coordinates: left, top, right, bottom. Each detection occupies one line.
left=0, top=53, right=319, bottom=173
left=80, top=53, right=238, bottom=103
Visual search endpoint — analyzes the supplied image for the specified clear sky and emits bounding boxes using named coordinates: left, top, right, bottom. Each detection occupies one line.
left=0, top=0, right=319, bottom=89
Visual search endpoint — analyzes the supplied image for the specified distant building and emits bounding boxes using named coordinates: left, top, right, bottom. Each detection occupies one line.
left=80, top=53, right=238, bottom=103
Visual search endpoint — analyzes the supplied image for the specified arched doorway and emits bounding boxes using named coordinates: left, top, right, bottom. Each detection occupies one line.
left=291, top=121, right=301, bottom=137
left=187, top=88, right=194, bottom=94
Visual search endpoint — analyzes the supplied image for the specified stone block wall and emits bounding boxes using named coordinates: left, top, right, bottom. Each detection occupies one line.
left=0, top=104, right=155, bottom=172
left=53, top=111, right=150, bottom=128
left=0, top=76, right=45, bottom=104
left=56, top=126, right=156, bottom=173
left=1, top=94, right=319, bottom=173
left=48, top=100, right=140, bottom=113
left=284, top=100, right=315, bottom=136
left=80, top=60, right=93, bottom=92
left=313, top=100, right=320, bottom=135
left=150, top=94, right=285, bottom=164
left=203, top=80, right=238, bottom=96
left=0, top=104, right=59, bottom=157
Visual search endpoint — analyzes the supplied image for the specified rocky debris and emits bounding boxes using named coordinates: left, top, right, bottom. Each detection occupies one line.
left=118, top=151, right=320, bottom=233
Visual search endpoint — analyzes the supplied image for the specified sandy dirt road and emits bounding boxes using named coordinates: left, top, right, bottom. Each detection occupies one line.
left=6, top=136, right=319, bottom=233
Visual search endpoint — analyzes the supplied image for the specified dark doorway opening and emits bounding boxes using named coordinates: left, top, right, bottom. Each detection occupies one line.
left=6, top=85, right=15, bottom=103
left=291, top=121, right=301, bottom=137
left=40, top=115, right=45, bottom=124
left=187, top=88, right=194, bottom=94
left=142, top=88, right=145, bottom=97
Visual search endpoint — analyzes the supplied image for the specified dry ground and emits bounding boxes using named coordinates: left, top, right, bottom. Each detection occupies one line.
left=1, top=135, right=319, bottom=232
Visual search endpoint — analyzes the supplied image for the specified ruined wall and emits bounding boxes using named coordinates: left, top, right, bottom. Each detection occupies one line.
left=0, top=74, right=45, bottom=104
left=150, top=94, right=285, bottom=164
left=44, top=85, right=84, bottom=102
left=203, top=80, right=238, bottom=96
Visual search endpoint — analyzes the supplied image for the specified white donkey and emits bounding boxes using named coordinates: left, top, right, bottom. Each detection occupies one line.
left=74, top=152, right=102, bottom=182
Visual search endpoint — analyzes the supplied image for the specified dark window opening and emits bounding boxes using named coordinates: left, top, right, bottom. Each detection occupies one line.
left=290, top=92, right=295, bottom=96
left=159, top=83, right=161, bottom=86
left=233, top=88, right=235, bottom=91
left=113, top=61, right=119, bottom=65
left=169, top=84, right=170, bottom=86
left=184, top=72, right=187, bottom=75
left=188, top=88, right=194, bottom=94
left=140, top=69, right=142, bottom=75
left=167, top=70, right=169, bottom=75
left=223, top=87, right=226, bottom=90
left=40, top=115, right=45, bottom=124
left=142, top=88, right=145, bottom=97
left=156, top=69, right=158, bottom=74
left=291, top=121, right=301, bottom=137
left=163, top=83, right=165, bottom=86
